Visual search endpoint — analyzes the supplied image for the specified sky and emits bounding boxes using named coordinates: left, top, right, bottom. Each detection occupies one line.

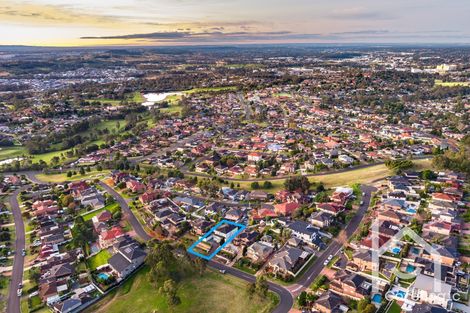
left=1, top=0, right=470, bottom=46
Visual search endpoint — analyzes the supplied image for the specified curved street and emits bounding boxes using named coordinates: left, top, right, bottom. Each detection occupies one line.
left=6, top=185, right=30, bottom=313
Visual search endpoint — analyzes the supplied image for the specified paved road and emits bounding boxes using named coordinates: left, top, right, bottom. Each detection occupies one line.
left=287, top=185, right=376, bottom=296
left=7, top=185, right=30, bottom=313
left=97, top=181, right=152, bottom=241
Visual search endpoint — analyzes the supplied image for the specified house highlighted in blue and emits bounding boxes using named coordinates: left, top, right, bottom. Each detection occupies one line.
left=188, top=219, right=246, bottom=260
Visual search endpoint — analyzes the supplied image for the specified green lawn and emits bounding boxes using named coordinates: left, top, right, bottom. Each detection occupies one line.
left=0, top=118, right=125, bottom=164
left=184, top=86, right=238, bottom=94
left=0, top=145, right=75, bottom=164
left=0, top=145, right=27, bottom=161
left=434, top=79, right=470, bottom=87
left=36, top=170, right=110, bottom=183
left=87, top=249, right=112, bottom=271
left=386, top=301, right=402, bottom=313
left=82, top=202, right=120, bottom=221
left=85, top=267, right=278, bottom=313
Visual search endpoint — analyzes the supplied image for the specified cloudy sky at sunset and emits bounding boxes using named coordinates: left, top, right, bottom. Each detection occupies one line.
left=1, top=0, right=470, bottom=46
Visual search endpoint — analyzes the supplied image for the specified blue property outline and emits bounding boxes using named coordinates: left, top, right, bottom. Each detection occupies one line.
left=187, top=219, right=246, bottom=260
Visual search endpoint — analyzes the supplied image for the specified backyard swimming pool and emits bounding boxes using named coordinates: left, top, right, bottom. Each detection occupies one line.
left=98, top=272, right=111, bottom=280
left=372, top=294, right=382, bottom=304
left=394, top=290, right=406, bottom=298
left=406, top=264, right=416, bottom=273
left=391, top=247, right=401, bottom=254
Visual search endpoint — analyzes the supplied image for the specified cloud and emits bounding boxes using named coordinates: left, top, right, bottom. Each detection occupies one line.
left=80, top=30, right=304, bottom=42
left=0, top=1, right=122, bottom=27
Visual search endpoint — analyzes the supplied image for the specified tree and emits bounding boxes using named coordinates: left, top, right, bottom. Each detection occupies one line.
left=251, top=182, right=260, bottom=189
left=255, top=275, right=268, bottom=296
left=357, top=298, right=375, bottom=313
left=384, top=159, right=413, bottom=174
left=315, top=191, right=329, bottom=203
left=297, top=291, right=308, bottom=307
left=67, top=171, right=73, bottom=178
left=159, top=279, right=180, bottom=306
left=192, top=258, right=207, bottom=276
left=79, top=167, right=86, bottom=175
left=263, top=181, right=273, bottom=189
left=146, top=241, right=176, bottom=285
left=71, top=216, right=93, bottom=254
left=284, top=175, right=311, bottom=192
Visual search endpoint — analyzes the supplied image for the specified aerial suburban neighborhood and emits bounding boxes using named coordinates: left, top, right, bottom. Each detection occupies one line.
left=0, top=2, right=469, bottom=313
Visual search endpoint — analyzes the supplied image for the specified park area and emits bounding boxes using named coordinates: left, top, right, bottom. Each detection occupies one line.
left=85, top=266, right=278, bottom=313
left=232, top=158, right=433, bottom=192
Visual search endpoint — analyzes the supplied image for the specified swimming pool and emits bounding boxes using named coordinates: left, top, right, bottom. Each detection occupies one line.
left=391, top=247, right=401, bottom=254
left=394, top=290, right=406, bottom=298
left=406, top=208, right=417, bottom=214
left=406, top=264, right=416, bottom=273
left=372, top=294, right=382, bottom=304
left=411, top=247, right=420, bottom=254
left=98, top=272, right=110, bottom=280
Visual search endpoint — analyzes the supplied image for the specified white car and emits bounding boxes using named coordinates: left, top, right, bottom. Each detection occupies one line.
left=17, top=288, right=22, bottom=297
left=323, top=260, right=328, bottom=266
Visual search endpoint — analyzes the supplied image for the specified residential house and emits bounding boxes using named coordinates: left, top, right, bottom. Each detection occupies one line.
left=314, top=291, right=347, bottom=313
left=288, top=220, right=325, bottom=249
left=329, top=270, right=372, bottom=300
left=274, top=202, right=300, bottom=216
left=409, top=273, right=452, bottom=308
left=308, top=211, right=334, bottom=228
left=247, top=241, right=274, bottom=264
left=268, top=246, right=310, bottom=277
left=99, top=226, right=125, bottom=249
left=109, top=243, right=147, bottom=281
left=316, top=202, right=344, bottom=217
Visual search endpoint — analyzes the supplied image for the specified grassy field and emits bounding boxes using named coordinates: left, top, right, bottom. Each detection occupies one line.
left=0, top=146, right=27, bottom=160
left=85, top=267, right=277, bottom=313
left=184, top=86, right=238, bottom=94
left=230, top=158, right=433, bottom=191
left=0, top=118, right=125, bottom=164
left=435, top=79, right=470, bottom=87
left=35, top=170, right=110, bottom=183
left=87, top=249, right=112, bottom=271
